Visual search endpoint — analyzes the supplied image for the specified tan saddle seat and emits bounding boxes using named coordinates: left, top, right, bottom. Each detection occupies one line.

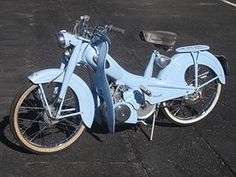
left=140, top=30, right=177, bottom=50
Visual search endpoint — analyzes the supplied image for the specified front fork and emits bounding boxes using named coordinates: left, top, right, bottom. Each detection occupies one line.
left=56, top=41, right=83, bottom=118
left=39, top=41, right=83, bottom=119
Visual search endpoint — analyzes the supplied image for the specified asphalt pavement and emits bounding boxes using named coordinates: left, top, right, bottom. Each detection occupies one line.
left=0, top=0, right=235, bottom=176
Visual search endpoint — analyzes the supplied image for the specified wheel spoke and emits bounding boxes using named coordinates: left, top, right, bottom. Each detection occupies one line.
left=64, top=96, right=74, bottom=104
left=29, top=126, right=48, bottom=142
left=21, top=100, right=41, bottom=114
left=171, top=107, right=181, bottom=116
left=57, top=122, right=78, bottom=132
left=21, top=113, right=43, bottom=135
left=20, top=106, right=44, bottom=110
left=203, top=83, right=217, bottom=91
left=198, top=71, right=209, bottom=80
left=18, top=117, right=46, bottom=124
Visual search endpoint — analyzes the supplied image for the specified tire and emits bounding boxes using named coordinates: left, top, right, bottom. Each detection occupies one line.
left=162, top=64, right=222, bottom=125
left=10, top=82, right=85, bottom=154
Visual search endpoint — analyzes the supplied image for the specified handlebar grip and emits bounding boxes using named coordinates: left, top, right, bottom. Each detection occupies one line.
left=80, top=15, right=90, bottom=22
left=109, top=25, right=125, bottom=34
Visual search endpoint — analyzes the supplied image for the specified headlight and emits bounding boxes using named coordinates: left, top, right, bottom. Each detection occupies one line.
left=55, top=30, right=77, bottom=49
left=55, top=32, right=66, bottom=48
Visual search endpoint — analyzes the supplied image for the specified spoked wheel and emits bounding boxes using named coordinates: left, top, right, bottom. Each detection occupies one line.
left=10, top=82, right=85, bottom=154
left=163, top=64, right=222, bottom=125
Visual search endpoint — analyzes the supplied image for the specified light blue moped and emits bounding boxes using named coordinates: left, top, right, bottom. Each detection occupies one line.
left=10, top=15, right=229, bottom=154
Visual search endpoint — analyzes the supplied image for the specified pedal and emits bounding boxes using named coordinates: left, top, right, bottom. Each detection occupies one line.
left=138, top=120, right=148, bottom=125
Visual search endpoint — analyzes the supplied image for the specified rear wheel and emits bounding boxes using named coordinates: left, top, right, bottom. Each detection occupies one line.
left=163, top=64, right=222, bottom=125
left=10, top=82, right=85, bottom=154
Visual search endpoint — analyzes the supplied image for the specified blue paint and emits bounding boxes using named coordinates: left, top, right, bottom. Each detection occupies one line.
left=28, top=17, right=226, bottom=133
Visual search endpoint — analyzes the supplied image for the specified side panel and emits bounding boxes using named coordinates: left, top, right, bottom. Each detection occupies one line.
left=95, top=42, right=115, bottom=133
left=28, top=68, right=95, bottom=128
left=157, top=51, right=226, bottom=84
left=84, top=45, right=148, bottom=88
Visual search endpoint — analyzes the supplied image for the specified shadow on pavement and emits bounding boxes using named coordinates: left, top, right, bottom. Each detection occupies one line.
left=87, top=112, right=179, bottom=141
left=0, top=116, right=33, bottom=154
left=0, top=112, right=177, bottom=153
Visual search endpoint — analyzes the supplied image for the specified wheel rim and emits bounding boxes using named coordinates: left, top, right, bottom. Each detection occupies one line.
left=164, top=65, right=221, bottom=123
left=14, top=83, right=84, bottom=151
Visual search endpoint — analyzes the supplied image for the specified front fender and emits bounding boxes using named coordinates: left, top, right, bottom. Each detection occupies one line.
left=158, top=51, right=226, bottom=85
left=28, top=68, right=95, bottom=128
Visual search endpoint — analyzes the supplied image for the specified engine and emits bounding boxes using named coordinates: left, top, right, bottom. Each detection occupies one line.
left=110, top=82, right=156, bottom=123
left=110, top=83, right=132, bottom=123
left=114, top=103, right=131, bottom=123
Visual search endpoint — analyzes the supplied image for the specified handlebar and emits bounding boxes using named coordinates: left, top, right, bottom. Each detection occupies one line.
left=80, top=15, right=90, bottom=22
left=73, top=15, right=126, bottom=40
left=107, top=25, right=125, bottom=34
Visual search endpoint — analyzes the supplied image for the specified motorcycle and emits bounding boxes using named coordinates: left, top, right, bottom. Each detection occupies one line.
left=10, top=15, right=229, bottom=154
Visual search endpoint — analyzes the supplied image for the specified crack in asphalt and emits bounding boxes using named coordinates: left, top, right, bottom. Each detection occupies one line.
left=193, top=126, right=236, bottom=176
left=123, top=131, right=150, bottom=177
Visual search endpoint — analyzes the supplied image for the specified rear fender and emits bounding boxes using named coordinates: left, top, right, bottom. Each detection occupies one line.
left=28, top=68, right=95, bottom=128
left=158, top=51, right=226, bottom=85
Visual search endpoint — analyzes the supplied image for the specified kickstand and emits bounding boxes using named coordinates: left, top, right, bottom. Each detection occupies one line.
left=150, top=106, right=159, bottom=141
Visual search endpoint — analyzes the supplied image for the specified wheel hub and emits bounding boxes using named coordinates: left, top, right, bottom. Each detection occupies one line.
left=43, top=105, right=59, bottom=125
left=184, top=90, right=203, bottom=105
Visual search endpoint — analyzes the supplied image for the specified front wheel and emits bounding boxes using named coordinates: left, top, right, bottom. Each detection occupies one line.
left=162, top=64, right=222, bottom=125
left=10, top=82, right=85, bottom=154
